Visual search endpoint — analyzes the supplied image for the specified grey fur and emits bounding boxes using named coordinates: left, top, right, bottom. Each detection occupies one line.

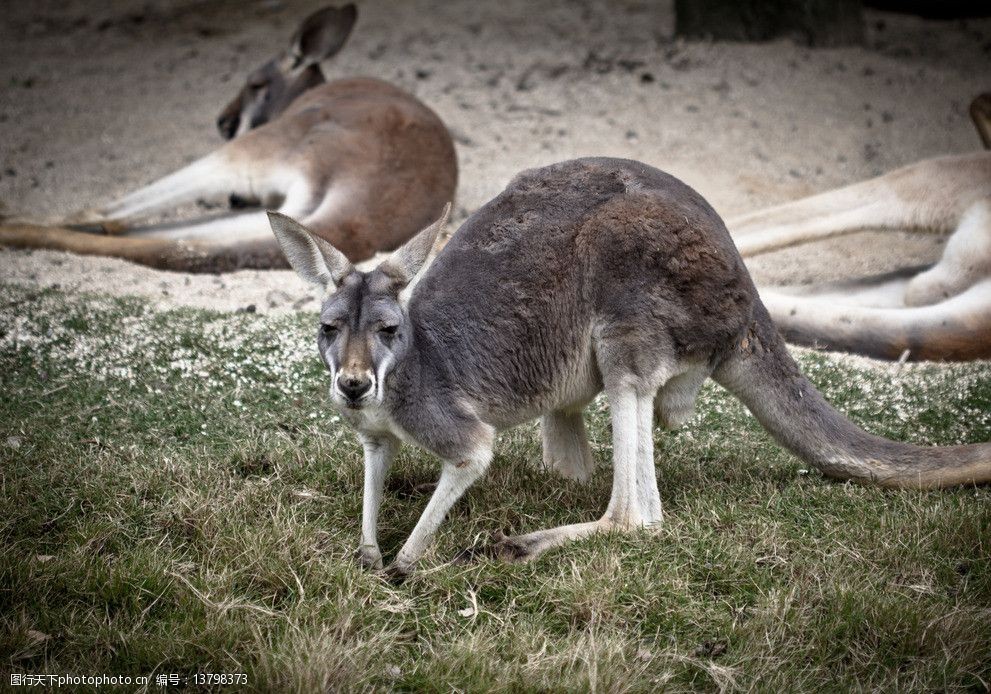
left=382, top=202, right=451, bottom=295
left=267, top=211, right=352, bottom=287
left=272, top=157, right=991, bottom=576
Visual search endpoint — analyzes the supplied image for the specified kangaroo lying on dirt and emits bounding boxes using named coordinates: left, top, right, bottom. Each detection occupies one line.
left=269, top=158, right=991, bottom=578
left=0, top=4, right=456, bottom=272
left=729, top=94, right=991, bottom=361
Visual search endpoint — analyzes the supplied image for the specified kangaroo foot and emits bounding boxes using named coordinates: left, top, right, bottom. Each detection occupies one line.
left=380, top=561, right=412, bottom=585
left=456, top=521, right=609, bottom=565
left=454, top=530, right=537, bottom=564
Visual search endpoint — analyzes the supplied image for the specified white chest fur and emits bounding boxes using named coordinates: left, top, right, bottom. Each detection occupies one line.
left=342, top=402, right=414, bottom=445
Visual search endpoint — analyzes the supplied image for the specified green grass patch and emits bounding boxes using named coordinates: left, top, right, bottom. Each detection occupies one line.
left=1, top=283, right=989, bottom=692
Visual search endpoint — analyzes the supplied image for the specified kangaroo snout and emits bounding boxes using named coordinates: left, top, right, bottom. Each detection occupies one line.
left=338, top=373, right=372, bottom=404
left=216, top=113, right=239, bottom=141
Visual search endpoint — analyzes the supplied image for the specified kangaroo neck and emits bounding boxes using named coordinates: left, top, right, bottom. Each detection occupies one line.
left=271, top=64, right=327, bottom=120
left=384, top=318, right=452, bottom=411
left=378, top=316, right=484, bottom=460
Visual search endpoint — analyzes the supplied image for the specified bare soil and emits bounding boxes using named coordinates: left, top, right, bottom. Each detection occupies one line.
left=1, top=0, right=988, bottom=314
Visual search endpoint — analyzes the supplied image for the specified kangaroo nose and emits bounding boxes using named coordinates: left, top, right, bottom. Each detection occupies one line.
left=338, top=374, right=372, bottom=402
left=217, top=114, right=239, bottom=140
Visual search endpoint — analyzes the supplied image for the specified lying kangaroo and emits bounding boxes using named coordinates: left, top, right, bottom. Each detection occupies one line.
left=729, top=94, right=991, bottom=361
left=268, top=157, right=991, bottom=577
left=0, top=4, right=456, bottom=272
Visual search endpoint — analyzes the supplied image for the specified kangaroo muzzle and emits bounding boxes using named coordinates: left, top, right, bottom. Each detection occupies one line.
left=337, top=373, right=372, bottom=405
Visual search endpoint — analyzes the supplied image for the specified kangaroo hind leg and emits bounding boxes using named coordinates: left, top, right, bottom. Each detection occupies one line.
left=732, top=200, right=900, bottom=257
left=468, top=383, right=659, bottom=564
left=66, top=152, right=244, bottom=228
left=904, top=199, right=991, bottom=306
left=728, top=169, right=966, bottom=257
left=729, top=180, right=880, bottom=235
left=130, top=177, right=319, bottom=242
left=760, top=281, right=991, bottom=361
left=0, top=175, right=319, bottom=272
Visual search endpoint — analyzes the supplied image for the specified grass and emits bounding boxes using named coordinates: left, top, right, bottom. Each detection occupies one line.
left=1, top=282, right=990, bottom=692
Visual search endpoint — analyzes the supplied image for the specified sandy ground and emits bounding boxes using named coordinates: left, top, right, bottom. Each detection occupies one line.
left=1, top=0, right=989, bottom=314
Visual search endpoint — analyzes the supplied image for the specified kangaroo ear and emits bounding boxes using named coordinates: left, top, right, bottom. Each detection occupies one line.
left=380, top=203, right=452, bottom=290
left=267, top=211, right=352, bottom=289
left=290, top=4, right=358, bottom=67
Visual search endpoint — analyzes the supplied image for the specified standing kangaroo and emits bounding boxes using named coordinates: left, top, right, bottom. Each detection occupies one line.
left=0, top=4, right=457, bottom=272
left=728, top=94, right=991, bottom=361
left=269, top=158, right=991, bottom=578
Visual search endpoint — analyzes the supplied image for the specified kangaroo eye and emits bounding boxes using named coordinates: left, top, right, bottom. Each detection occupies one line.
left=378, top=325, right=399, bottom=337
left=320, top=323, right=339, bottom=338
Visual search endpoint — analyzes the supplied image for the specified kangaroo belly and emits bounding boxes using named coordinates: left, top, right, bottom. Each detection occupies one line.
left=480, top=348, right=604, bottom=430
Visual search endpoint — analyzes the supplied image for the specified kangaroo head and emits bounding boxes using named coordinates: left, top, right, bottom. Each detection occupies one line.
left=267, top=204, right=451, bottom=410
left=216, top=4, right=358, bottom=140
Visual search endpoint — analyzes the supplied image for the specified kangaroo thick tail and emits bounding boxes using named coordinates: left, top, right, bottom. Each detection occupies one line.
left=760, top=281, right=991, bottom=362
left=713, top=302, right=991, bottom=488
left=0, top=223, right=287, bottom=273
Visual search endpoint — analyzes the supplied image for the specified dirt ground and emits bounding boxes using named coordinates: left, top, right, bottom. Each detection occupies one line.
left=1, top=0, right=988, bottom=314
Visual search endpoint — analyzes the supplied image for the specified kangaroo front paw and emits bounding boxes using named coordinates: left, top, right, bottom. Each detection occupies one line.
left=356, top=545, right=383, bottom=570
